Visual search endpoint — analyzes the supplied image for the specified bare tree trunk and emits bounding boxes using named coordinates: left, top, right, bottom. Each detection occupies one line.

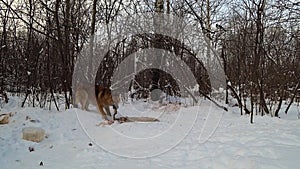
left=220, top=48, right=229, bottom=104
left=253, top=0, right=268, bottom=115
left=0, top=4, right=9, bottom=95
left=151, top=0, right=164, bottom=96
left=250, top=111, right=254, bottom=123
left=274, top=95, right=283, bottom=117
left=65, top=0, right=72, bottom=106
left=54, top=0, right=71, bottom=109
left=166, top=0, right=170, bottom=14
left=22, top=0, right=35, bottom=107
left=87, top=0, right=97, bottom=82
left=285, top=82, right=300, bottom=114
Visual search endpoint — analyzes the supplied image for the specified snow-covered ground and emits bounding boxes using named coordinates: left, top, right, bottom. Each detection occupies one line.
left=0, top=96, right=299, bottom=169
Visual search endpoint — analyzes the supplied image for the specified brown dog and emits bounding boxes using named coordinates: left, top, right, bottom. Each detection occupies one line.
left=74, top=83, right=120, bottom=121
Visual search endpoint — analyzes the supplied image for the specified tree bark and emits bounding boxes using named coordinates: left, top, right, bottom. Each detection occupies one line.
left=285, top=82, right=300, bottom=114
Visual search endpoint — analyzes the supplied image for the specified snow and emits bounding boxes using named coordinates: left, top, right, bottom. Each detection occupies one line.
left=0, top=96, right=299, bottom=169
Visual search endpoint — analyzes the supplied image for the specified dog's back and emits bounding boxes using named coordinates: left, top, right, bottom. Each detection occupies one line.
left=74, top=84, right=119, bottom=112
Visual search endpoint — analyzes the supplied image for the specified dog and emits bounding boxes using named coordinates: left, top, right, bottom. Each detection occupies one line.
left=74, top=83, right=120, bottom=121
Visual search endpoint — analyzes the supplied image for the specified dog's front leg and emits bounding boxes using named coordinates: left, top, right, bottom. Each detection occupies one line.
left=104, top=106, right=112, bottom=117
left=112, top=104, right=118, bottom=120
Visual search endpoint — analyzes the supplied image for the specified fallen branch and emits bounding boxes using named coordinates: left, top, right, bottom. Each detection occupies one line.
left=96, top=116, right=160, bottom=126
left=115, top=116, right=159, bottom=123
left=198, top=90, right=228, bottom=111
